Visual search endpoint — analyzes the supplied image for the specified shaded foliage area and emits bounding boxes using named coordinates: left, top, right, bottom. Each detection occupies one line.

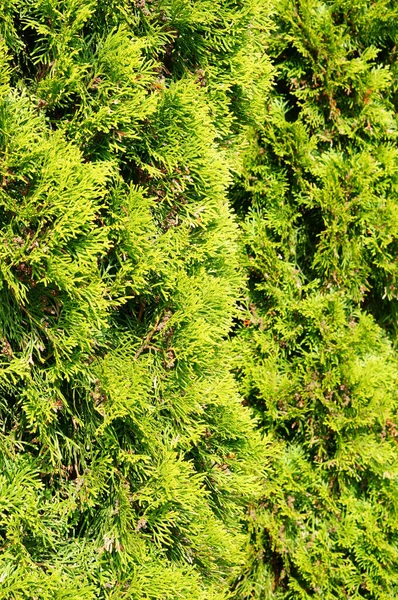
left=232, top=1, right=398, bottom=598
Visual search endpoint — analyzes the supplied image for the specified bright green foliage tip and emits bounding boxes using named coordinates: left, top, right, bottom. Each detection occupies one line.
left=0, top=1, right=274, bottom=598
left=232, top=1, right=398, bottom=598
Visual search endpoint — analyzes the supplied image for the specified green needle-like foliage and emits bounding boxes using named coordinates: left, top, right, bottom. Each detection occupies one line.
left=0, top=1, right=274, bottom=598
left=2, top=0, right=397, bottom=597
left=232, top=1, right=398, bottom=598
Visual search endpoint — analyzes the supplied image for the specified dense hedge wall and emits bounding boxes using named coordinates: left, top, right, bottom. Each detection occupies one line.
left=0, top=1, right=397, bottom=599
left=232, top=1, right=398, bottom=598
left=0, top=1, right=273, bottom=598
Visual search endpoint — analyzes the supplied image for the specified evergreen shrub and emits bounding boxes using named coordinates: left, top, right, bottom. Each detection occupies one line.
left=0, top=1, right=273, bottom=598
left=232, top=1, right=398, bottom=598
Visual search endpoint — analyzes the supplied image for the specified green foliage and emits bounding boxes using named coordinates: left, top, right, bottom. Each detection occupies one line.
left=233, top=295, right=398, bottom=598
left=0, top=0, right=274, bottom=598
left=2, top=0, right=397, bottom=597
left=232, top=1, right=398, bottom=598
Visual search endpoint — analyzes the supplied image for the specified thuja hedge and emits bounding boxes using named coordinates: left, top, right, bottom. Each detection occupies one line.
left=0, top=1, right=274, bottom=598
left=232, top=1, right=398, bottom=599
left=1, top=0, right=398, bottom=599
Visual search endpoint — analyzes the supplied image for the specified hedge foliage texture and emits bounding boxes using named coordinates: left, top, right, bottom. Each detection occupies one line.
left=232, top=1, right=398, bottom=599
left=0, top=1, right=397, bottom=599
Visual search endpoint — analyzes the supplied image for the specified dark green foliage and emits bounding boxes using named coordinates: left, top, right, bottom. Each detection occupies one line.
left=232, top=1, right=398, bottom=598
left=0, top=1, right=274, bottom=598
